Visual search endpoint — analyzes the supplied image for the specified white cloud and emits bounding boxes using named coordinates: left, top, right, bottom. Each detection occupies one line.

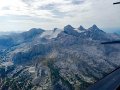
left=0, top=0, right=119, bottom=32
left=0, top=0, right=86, bottom=18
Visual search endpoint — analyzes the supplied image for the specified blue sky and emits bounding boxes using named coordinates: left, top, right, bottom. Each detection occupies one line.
left=0, top=0, right=120, bottom=32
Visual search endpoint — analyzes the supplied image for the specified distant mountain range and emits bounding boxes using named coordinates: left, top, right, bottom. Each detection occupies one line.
left=0, top=25, right=120, bottom=90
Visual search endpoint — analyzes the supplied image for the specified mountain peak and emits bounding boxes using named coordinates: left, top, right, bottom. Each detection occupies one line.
left=90, top=24, right=100, bottom=30
left=21, top=28, right=44, bottom=39
left=64, top=25, right=74, bottom=31
left=78, top=25, right=86, bottom=30
left=63, top=25, right=79, bottom=36
left=53, top=28, right=58, bottom=32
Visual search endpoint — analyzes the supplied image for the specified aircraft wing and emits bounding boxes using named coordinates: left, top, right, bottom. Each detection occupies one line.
left=87, top=67, right=120, bottom=90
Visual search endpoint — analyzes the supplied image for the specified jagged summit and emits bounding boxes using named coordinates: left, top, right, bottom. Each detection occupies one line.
left=63, top=25, right=79, bottom=36
left=89, top=24, right=100, bottom=30
left=64, top=25, right=75, bottom=31
left=78, top=25, right=86, bottom=31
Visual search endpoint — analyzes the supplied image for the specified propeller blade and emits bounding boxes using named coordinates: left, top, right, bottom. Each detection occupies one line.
left=113, top=2, right=120, bottom=5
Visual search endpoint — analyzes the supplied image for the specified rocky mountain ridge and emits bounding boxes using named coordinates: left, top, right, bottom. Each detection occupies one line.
left=0, top=25, right=120, bottom=90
